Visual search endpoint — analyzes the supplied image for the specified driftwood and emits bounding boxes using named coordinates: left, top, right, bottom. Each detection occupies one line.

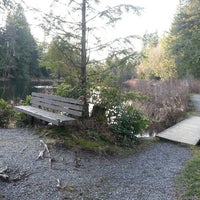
left=0, top=166, right=9, bottom=181
left=0, top=166, right=8, bottom=174
left=36, top=140, right=50, bottom=160
left=40, top=140, right=50, bottom=153
left=0, top=166, right=32, bottom=183
left=36, top=149, right=45, bottom=160
left=36, top=140, right=53, bottom=169
left=56, top=178, right=76, bottom=192
left=56, top=178, right=62, bottom=188
left=0, top=173, right=9, bottom=181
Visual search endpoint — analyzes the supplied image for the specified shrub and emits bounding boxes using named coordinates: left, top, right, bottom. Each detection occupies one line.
left=186, top=77, right=200, bottom=93
left=56, top=80, right=84, bottom=99
left=127, top=79, right=189, bottom=133
left=23, top=95, right=32, bottom=105
left=109, top=106, right=149, bottom=144
left=0, top=98, right=15, bottom=128
left=90, top=86, right=146, bottom=123
left=16, top=95, right=32, bottom=126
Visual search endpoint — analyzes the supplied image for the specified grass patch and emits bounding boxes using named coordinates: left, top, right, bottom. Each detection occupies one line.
left=38, top=125, right=157, bottom=156
left=176, top=146, right=200, bottom=200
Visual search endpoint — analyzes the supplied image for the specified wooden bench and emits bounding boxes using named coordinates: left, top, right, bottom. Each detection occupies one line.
left=15, top=92, right=84, bottom=126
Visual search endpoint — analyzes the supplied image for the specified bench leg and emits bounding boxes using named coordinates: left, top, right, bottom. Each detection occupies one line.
left=31, top=116, right=35, bottom=125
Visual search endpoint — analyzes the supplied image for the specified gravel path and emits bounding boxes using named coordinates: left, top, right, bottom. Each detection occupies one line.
left=0, top=128, right=192, bottom=200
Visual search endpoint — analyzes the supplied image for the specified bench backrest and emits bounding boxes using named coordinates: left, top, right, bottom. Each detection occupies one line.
left=31, top=92, right=84, bottom=117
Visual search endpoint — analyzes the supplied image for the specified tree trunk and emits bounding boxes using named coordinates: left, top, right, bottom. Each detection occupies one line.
left=81, top=0, right=89, bottom=118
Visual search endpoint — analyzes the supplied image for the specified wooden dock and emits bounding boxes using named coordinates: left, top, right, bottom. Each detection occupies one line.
left=156, top=116, right=200, bottom=145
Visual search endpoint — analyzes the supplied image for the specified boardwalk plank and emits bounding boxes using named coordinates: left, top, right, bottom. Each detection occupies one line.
left=156, top=116, right=200, bottom=145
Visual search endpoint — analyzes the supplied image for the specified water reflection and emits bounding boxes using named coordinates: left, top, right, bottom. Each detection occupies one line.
left=0, top=80, right=55, bottom=101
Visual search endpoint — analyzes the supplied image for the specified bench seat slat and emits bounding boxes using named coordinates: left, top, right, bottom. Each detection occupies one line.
left=15, top=106, right=76, bottom=126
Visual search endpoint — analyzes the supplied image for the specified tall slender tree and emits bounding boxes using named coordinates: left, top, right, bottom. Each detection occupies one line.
left=42, top=0, right=141, bottom=117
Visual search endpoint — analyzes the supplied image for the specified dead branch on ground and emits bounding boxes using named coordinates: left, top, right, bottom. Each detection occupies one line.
left=0, top=166, right=9, bottom=181
left=36, top=140, right=54, bottom=169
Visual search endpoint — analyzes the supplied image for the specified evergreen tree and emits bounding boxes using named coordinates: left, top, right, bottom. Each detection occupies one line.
left=0, top=0, right=14, bottom=11
left=5, top=4, right=39, bottom=80
left=40, top=36, right=80, bottom=82
left=168, top=0, right=200, bottom=78
left=0, top=28, right=6, bottom=79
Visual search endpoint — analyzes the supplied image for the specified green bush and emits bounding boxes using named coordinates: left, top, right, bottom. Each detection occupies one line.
left=110, top=106, right=149, bottom=144
left=91, top=86, right=146, bottom=123
left=23, top=95, right=31, bottom=105
left=16, top=95, right=32, bottom=126
left=56, top=80, right=84, bottom=99
left=0, top=99, right=15, bottom=128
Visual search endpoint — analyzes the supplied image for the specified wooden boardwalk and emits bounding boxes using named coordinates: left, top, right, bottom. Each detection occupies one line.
left=157, top=94, right=200, bottom=145
left=157, top=116, right=200, bottom=145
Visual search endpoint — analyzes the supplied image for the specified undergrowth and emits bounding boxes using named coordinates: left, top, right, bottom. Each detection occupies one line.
left=0, top=98, right=15, bottom=128
left=127, top=79, right=190, bottom=133
left=38, top=125, right=156, bottom=156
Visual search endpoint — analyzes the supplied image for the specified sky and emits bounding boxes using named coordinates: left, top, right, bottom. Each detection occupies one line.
left=19, top=0, right=180, bottom=50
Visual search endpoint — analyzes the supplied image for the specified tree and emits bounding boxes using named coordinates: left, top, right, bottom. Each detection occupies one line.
left=159, top=35, right=177, bottom=79
left=42, top=0, right=142, bottom=117
left=167, top=0, right=200, bottom=78
left=5, top=4, right=39, bottom=80
left=0, top=0, right=14, bottom=11
left=137, top=32, right=177, bottom=80
left=40, top=37, right=80, bottom=82
left=104, top=50, right=140, bottom=84
left=137, top=32, right=161, bottom=80
left=0, top=28, right=6, bottom=79
left=142, top=32, right=159, bottom=50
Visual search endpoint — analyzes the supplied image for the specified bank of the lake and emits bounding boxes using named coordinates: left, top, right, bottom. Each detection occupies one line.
left=0, top=79, right=56, bottom=101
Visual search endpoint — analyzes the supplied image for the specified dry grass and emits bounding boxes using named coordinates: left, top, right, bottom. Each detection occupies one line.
left=126, top=79, right=190, bottom=133
left=186, top=77, right=200, bottom=93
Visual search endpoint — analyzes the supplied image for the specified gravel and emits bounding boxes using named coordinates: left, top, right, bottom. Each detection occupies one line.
left=0, top=128, right=192, bottom=200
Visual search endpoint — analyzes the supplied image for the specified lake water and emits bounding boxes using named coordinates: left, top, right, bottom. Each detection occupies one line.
left=0, top=80, right=55, bottom=101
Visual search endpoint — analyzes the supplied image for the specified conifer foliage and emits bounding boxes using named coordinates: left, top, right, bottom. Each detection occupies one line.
left=0, top=4, right=42, bottom=81
left=168, top=0, right=200, bottom=78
